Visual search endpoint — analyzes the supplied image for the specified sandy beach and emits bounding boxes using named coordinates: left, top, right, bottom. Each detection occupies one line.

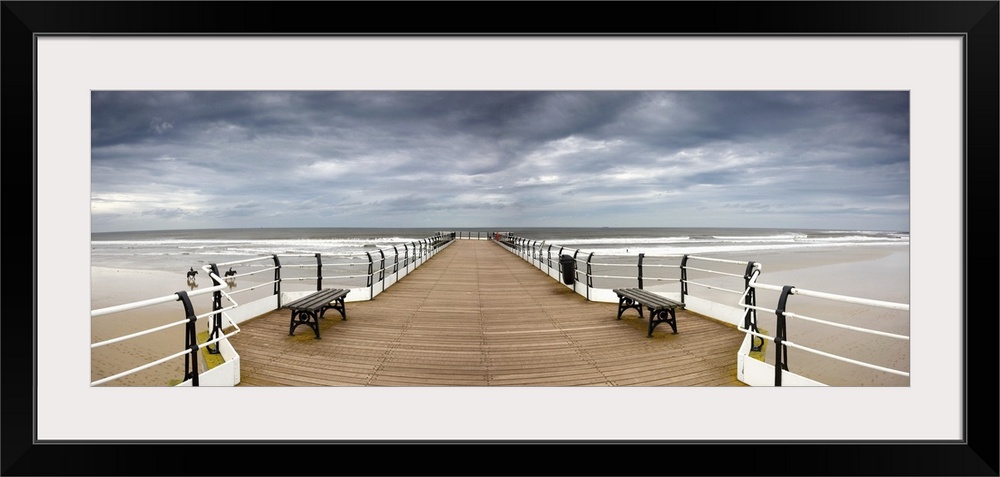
left=90, top=243, right=910, bottom=387
left=91, top=267, right=203, bottom=386
left=723, top=246, right=910, bottom=386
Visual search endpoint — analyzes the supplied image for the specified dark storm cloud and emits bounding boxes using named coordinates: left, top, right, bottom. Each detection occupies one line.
left=90, top=90, right=910, bottom=232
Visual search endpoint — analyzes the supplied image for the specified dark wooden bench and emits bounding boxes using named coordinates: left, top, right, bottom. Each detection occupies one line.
left=285, top=288, right=349, bottom=339
left=612, top=288, right=685, bottom=337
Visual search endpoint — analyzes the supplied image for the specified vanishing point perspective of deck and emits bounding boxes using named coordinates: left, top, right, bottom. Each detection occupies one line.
left=227, top=239, right=747, bottom=386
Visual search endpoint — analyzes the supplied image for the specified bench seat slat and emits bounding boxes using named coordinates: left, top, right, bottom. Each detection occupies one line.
left=612, top=288, right=684, bottom=310
left=286, top=289, right=349, bottom=310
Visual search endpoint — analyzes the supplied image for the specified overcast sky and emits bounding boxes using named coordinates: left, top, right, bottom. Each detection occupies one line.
left=91, top=91, right=909, bottom=233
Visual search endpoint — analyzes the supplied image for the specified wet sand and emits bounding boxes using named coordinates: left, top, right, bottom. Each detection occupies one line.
left=90, top=244, right=911, bottom=387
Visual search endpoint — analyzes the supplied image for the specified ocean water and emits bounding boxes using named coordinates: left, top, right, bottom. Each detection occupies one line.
left=91, top=226, right=909, bottom=273
left=91, top=226, right=910, bottom=303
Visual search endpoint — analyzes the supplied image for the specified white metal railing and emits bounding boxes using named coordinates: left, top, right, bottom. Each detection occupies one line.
left=750, top=280, right=910, bottom=310
left=90, top=232, right=458, bottom=386
left=736, top=268, right=910, bottom=384
left=91, top=264, right=245, bottom=387
left=498, top=233, right=758, bottom=303
left=506, top=233, right=754, bottom=295
left=496, top=233, right=910, bottom=386
left=91, top=281, right=227, bottom=317
left=91, top=328, right=241, bottom=387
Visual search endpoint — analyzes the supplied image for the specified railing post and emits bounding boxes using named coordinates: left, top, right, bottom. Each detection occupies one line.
left=680, top=254, right=689, bottom=304
left=547, top=245, right=553, bottom=271
left=744, top=261, right=763, bottom=352
left=637, top=253, right=645, bottom=289
left=572, top=249, right=580, bottom=291
left=403, top=244, right=409, bottom=269
left=774, top=285, right=794, bottom=386
left=393, top=246, right=399, bottom=276
left=176, top=291, right=200, bottom=387
left=206, top=263, right=223, bottom=355
left=272, top=254, right=282, bottom=307
left=365, top=251, right=374, bottom=298
left=379, top=249, right=386, bottom=292
left=586, top=252, right=594, bottom=300
left=315, top=253, right=322, bottom=291
left=557, top=247, right=564, bottom=277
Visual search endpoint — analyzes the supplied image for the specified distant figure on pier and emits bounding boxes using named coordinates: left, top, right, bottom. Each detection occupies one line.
left=224, top=268, right=237, bottom=288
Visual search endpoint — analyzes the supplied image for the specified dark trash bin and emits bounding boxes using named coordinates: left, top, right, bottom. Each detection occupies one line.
left=559, top=254, right=576, bottom=285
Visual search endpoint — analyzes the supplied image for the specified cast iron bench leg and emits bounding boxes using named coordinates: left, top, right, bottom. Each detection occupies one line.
left=616, top=296, right=643, bottom=320
left=647, top=308, right=678, bottom=337
left=320, top=297, right=347, bottom=321
left=290, top=309, right=322, bottom=339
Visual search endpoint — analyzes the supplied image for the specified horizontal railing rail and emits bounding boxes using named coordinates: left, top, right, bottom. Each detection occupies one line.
left=498, top=233, right=756, bottom=301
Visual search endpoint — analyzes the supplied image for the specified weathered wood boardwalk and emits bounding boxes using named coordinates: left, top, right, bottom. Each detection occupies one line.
left=227, top=240, right=747, bottom=386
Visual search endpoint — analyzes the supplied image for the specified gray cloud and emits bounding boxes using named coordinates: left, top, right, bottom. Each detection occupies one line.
left=91, top=91, right=910, bottom=232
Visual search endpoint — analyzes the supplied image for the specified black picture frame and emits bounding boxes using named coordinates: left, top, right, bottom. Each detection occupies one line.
left=3, top=1, right=997, bottom=475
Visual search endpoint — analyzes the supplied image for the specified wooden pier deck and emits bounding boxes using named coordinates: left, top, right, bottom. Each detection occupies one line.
left=227, top=240, right=747, bottom=386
